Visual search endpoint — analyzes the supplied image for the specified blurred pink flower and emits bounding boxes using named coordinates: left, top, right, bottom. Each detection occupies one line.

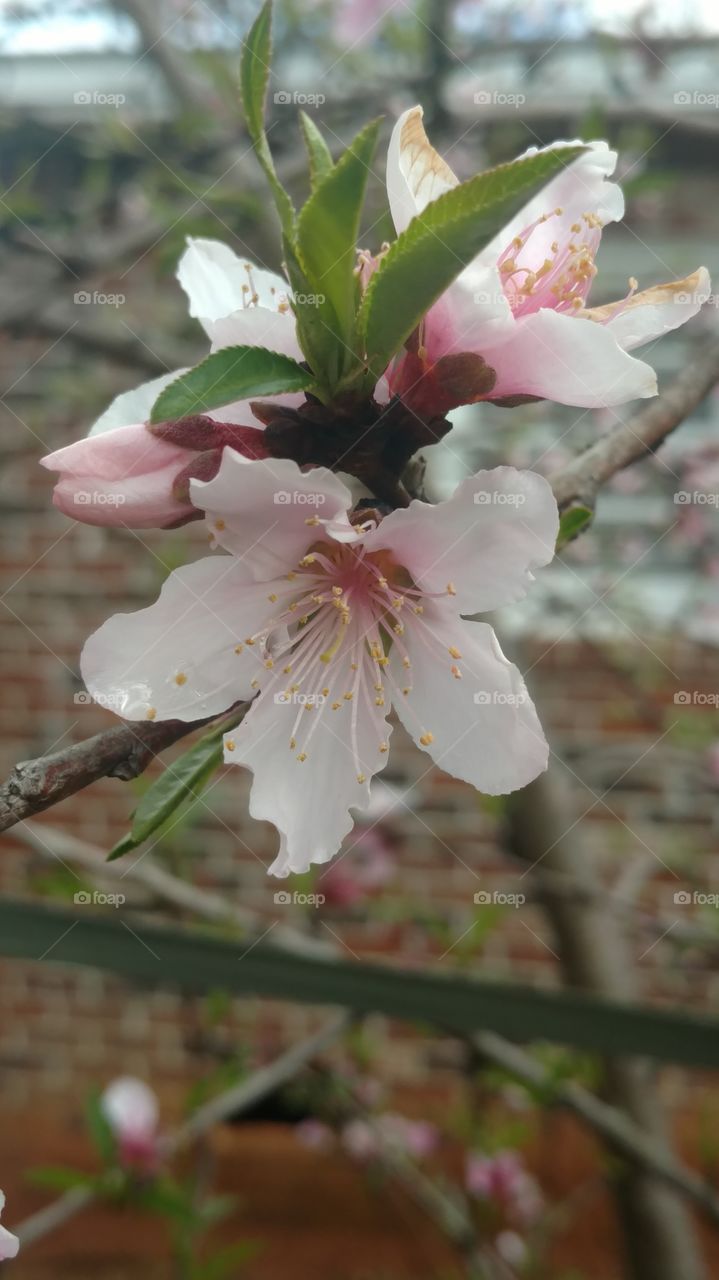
left=295, top=1119, right=334, bottom=1152
left=707, top=742, right=719, bottom=785
left=101, top=1076, right=160, bottom=1174
left=466, top=1150, right=542, bottom=1225
left=319, top=828, right=394, bottom=907
left=334, top=0, right=398, bottom=46
left=0, top=1193, right=18, bottom=1261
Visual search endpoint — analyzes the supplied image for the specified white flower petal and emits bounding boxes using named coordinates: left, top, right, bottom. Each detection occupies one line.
left=584, top=266, right=711, bottom=351
left=89, top=370, right=188, bottom=436
left=177, top=237, right=290, bottom=334
left=391, top=612, right=548, bottom=794
left=190, top=453, right=354, bottom=580
left=0, top=1223, right=19, bottom=1261
left=226, top=674, right=392, bottom=876
left=207, top=306, right=302, bottom=361
left=81, top=555, right=278, bottom=721
left=480, top=306, right=657, bottom=406
left=366, top=467, right=558, bottom=615
left=386, top=105, right=458, bottom=234
left=102, top=1077, right=158, bottom=1140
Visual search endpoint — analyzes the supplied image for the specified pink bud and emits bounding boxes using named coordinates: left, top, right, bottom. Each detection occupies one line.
left=41, top=419, right=268, bottom=530
left=101, top=1076, right=160, bottom=1174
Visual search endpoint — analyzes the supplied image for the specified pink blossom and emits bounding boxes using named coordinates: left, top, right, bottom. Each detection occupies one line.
left=101, top=1077, right=160, bottom=1174
left=0, top=1193, right=18, bottom=1262
left=378, top=1113, right=438, bottom=1159
left=341, top=1118, right=378, bottom=1161
left=41, top=237, right=304, bottom=528
left=386, top=107, right=709, bottom=412
left=466, top=1150, right=542, bottom=1225
left=319, top=826, right=393, bottom=907
left=80, top=455, right=557, bottom=875
left=295, top=1119, right=334, bottom=1152
left=40, top=417, right=268, bottom=529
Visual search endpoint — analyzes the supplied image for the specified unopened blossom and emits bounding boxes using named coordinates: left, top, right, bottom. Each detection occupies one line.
left=101, top=1076, right=160, bottom=1174
left=0, top=1193, right=18, bottom=1262
left=386, top=106, right=709, bottom=411
left=81, top=455, right=557, bottom=875
left=465, top=1150, right=542, bottom=1225
left=41, top=237, right=303, bottom=528
left=41, top=416, right=268, bottom=529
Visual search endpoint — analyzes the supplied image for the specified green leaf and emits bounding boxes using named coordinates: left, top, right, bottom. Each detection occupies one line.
left=299, top=111, right=333, bottom=188
left=150, top=347, right=314, bottom=423
left=28, top=1166, right=95, bottom=1192
left=556, top=504, right=593, bottom=550
left=357, top=145, right=585, bottom=385
left=295, top=118, right=381, bottom=383
left=109, top=714, right=243, bottom=860
left=239, top=0, right=294, bottom=237
left=5, top=899, right=719, bottom=1069
left=86, top=1089, right=117, bottom=1164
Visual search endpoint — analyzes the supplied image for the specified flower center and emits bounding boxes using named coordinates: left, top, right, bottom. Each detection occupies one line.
left=227, top=534, right=460, bottom=780
left=497, top=208, right=603, bottom=317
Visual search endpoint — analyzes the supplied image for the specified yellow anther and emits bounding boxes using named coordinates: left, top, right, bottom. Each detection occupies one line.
left=264, top=659, right=274, bottom=669
left=244, top=637, right=255, bottom=645
left=332, top=585, right=343, bottom=596
left=300, top=554, right=316, bottom=566
left=214, top=518, right=225, bottom=531
left=305, top=515, right=320, bottom=526
left=332, top=701, right=341, bottom=710
left=451, top=665, right=462, bottom=679
left=419, top=731, right=434, bottom=746
left=283, top=664, right=292, bottom=674
left=402, top=687, right=411, bottom=696
left=375, top=697, right=385, bottom=707
left=344, top=692, right=353, bottom=701
left=146, top=707, right=157, bottom=721
left=290, top=737, right=296, bottom=749
left=234, top=644, right=244, bottom=655
left=446, top=582, right=457, bottom=596
left=250, top=679, right=259, bottom=689
left=322, top=687, right=329, bottom=697
left=393, top=624, right=404, bottom=636
left=297, top=752, right=307, bottom=763
left=225, top=739, right=235, bottom=752
left=449, top=646, right=462, bottom=659
left=268, top=593, right=278, bottom=603
left=379, top=742, right=389, bottom=754
left=357, top=773, right=366, bottom=784
left=286, top=571, right=297, bottom=580
left=174, top=672, right=187, bottom=686
left=413, top=605, right=424, bottom=615
left=402, top=656, right=411, bottom=669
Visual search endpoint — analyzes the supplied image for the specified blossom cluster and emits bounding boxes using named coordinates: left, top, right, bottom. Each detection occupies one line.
left=40, top=107, right=708, bottom=876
